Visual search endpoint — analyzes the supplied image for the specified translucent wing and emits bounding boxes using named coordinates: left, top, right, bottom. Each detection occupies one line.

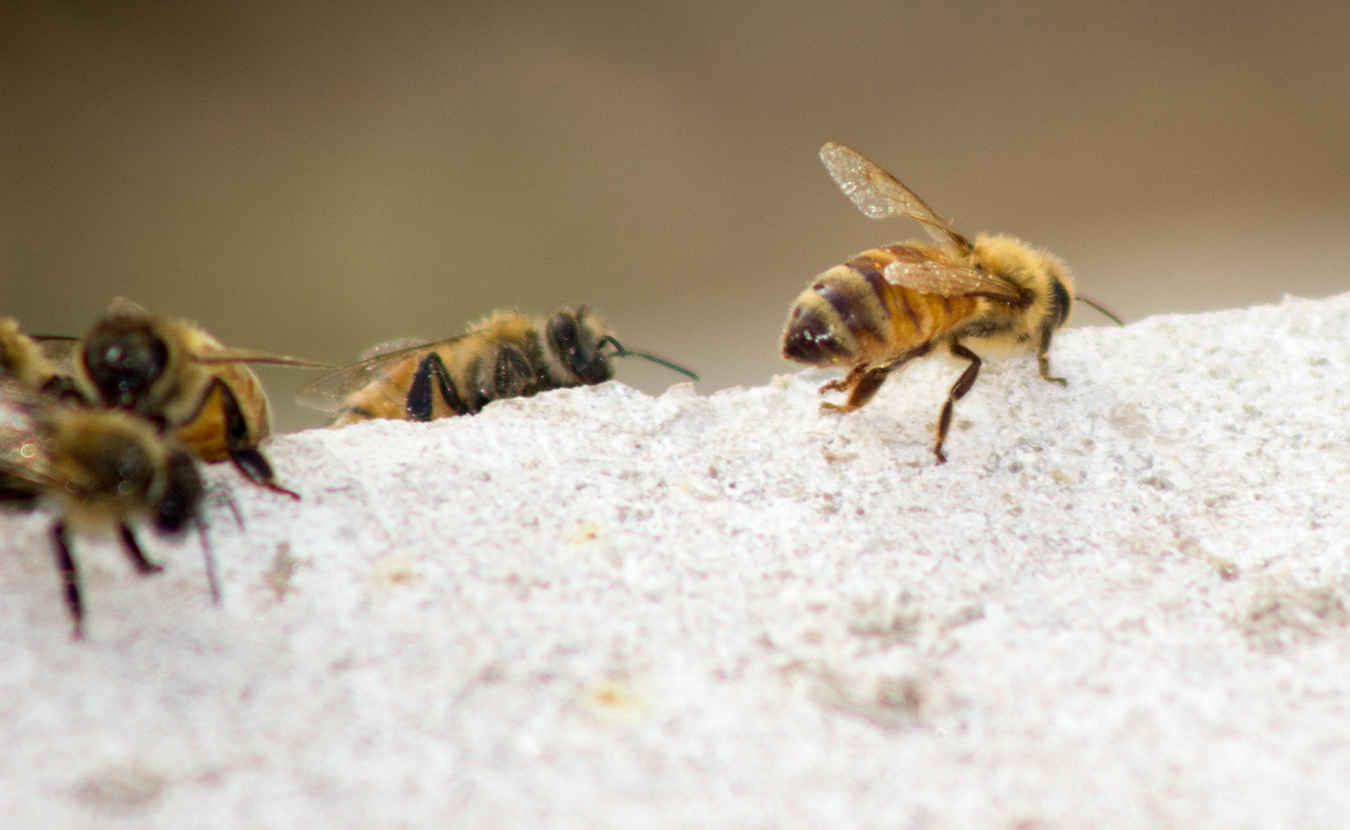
left=883, top=250, right=1025, bottom=304
left=359, top=337, right=429, bottom=362
left=0, top=382, right=63, bottom=490
left=107, top=296, right=150, bottom=317
left=819, top=142, right=973, bottom=253
left=192, top=347, right=336, bottom=369
left=295, top=336, right=462, bottom=412
left=30, top=335, right=82, bottom=378
left=31, top=335, right=81, bottom=363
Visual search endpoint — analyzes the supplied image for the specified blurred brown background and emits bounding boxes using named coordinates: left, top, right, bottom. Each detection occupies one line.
left=4, top=0, right=1349, bottom=431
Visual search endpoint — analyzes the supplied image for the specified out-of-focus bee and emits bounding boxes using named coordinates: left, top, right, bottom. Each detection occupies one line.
left=73, top=299, right=329, bottom=498
left=0, top=318, right=83, bottom=401
left=782, top=142, right=1121, bottom=463
left=0, top=381, right=210, bottom=639
left=297, top=307, right=698, bottom=426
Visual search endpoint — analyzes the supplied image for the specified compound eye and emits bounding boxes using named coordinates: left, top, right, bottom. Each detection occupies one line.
left=1051, top=279, right=1072, bottom=329
left=548, top=312, right=611, bottom=385
left=83, top=322, right=168, bottom=408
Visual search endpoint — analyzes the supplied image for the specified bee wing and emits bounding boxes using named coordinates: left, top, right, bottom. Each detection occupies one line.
left=30, top=335, right=81, bottom=372
left=107, top=296, right=150, bottom=317
left=883, top=252, right=1026, bottom=304
left=359, top=337, right=430, bottom=362
left=192, top=347, right=336, bottom=369
left=0, top=383, right=63, bottom=490
left=819, top=142, right=974, bottom=254
left=294, top=336, right=459, bottom=412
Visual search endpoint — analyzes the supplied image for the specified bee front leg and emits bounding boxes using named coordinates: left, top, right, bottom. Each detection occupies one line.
left=1037, top=327, right=1067, bottom=386
left=494, top=345, right=538, bottom=399
left=51, top=522, right=85, bottom=640
left=933, top=343, right=982, bottom=465
left=118, top=524, right=164, bottom=574
left=195, top=517, right=221, bottom=604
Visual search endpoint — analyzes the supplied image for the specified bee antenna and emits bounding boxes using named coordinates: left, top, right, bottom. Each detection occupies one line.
left=596, top=336, right=700, bottom=382
left=1075, top=294, right=1124, bottom=327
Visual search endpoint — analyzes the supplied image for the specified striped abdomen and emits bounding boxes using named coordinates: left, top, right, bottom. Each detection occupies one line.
left=781, top=245, right=978, bottom=367
left=331, top=322, right=552, bottom=426
left=331, top=350, right=437, bottom=425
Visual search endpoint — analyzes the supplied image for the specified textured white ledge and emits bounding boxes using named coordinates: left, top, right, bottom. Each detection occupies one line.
left=3, top=293, right=1350, bottom=828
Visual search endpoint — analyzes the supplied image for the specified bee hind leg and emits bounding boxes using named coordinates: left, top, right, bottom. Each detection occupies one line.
left=934, top=343, right=982, bottom=465
left=821, top=366, right=891, bottom=414
left=406, top=352, right=471, bottom=419
left=819, top=365, right=867, bottom=395
left=229, top=447, right=299, bottom=500
left=820, top=344, right=932, bottom=414
left=213, top=380, right=301, bottom=500
left=51, top=522, right=85, bottom=640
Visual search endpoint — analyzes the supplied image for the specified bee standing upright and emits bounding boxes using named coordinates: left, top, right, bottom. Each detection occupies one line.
left=782, top=142, right=1109, bottom=463
left=0, top=381, right=208, bottom=638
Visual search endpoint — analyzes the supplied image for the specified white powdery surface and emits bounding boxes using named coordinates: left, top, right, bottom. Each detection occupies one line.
left=3, top=294, right=1350, bottom=828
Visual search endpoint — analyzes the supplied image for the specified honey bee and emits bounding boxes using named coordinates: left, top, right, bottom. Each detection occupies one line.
left=297, top=307, right=697, bottom=426
left=74, top=299, right=329, bottom=498
left=0, top=381, right=210, bottom=638
left=782, top=142, right=1120, bottom=463
left=0, top=318, right=84, bottom=401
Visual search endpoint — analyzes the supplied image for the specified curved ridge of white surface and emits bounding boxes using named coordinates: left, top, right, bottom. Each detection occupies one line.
left=3, top=293, right=1350, bottom=828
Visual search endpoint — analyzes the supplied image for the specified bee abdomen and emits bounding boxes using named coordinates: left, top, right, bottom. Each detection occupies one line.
left=782, top=257, right=895, bottom=366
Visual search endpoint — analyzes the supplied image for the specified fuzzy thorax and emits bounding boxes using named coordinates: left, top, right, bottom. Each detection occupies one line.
left=963, top=233, right=1074, bottom=354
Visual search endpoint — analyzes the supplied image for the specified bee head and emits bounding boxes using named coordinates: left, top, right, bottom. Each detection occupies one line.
left=82, top=317, right=169, bottom=410
left=547, top=309, right=613, bottom=385
left=154, top=449, right=203, bottom=534
left=1050, top=276, right=1072, bottom=329
left=61, top=422, right=156, bottom=506
left=1037, top=251, right=1075, bottom=331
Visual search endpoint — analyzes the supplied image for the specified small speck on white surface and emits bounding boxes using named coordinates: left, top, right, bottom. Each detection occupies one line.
left=3, top=294, right=1350, bottom=828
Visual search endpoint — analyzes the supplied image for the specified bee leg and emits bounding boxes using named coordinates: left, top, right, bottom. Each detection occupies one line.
left=819, top=365, right=867, bottom=395
left=52, top=522, right=85, bottom=640
left=934, top=343, right=982, bottom=465
left=821, top=367, right=891, bottom=413
left=230, top=448, right=299, bottom=500
left=821, top=343, right=933, bottom=413
left=214, top=380, right=301, bottom=500
left=1037, top=328, right=1067, bottom=386
left=406, top=352, right=470, bottom=419
left=196, top=517, right=222, bottom=604
left=207, top=484, right=246, bottom=530
left=118, top=524, right=164, bottom=574
left=494, top=345, right=538, bottom=399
